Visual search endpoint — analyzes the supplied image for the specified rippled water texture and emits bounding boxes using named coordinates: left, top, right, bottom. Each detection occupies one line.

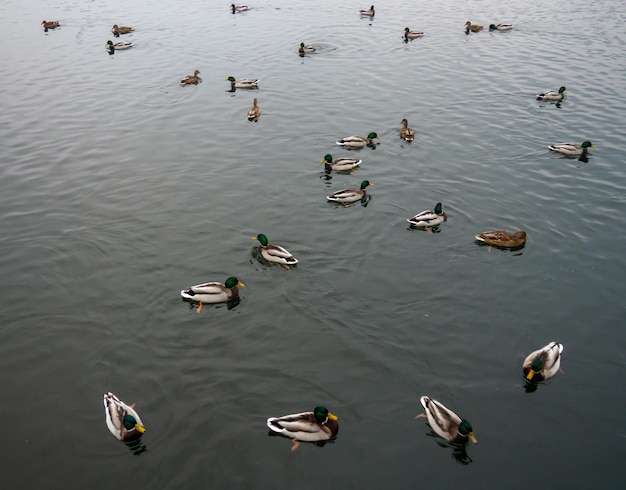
left=1, top=0, right=625, bottom=488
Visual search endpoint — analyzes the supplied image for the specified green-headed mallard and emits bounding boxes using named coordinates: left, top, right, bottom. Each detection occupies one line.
left=106, top=40, right=133, bottom=51
left=336, top=132, right=380, bottom=148
left=400, top=118, right=415, bottom=142
left=180, top=69, right=201, bottom=86
left=537, top=86, right=566, bottom=101
left=320, top=154, right=362, bottom=173
left=231, top=4, right=249, bottom=13
left=103, top=392, right=145, bottom=442
left=359, top=5, right=375, bottom=16
left=489, top=23, right=513, bottom=31
left=523, top=342, right=564, bottom=381
left=474, top=230, right=527, bottom=249
left=253, top=233, right=298, bottom=268
left=225, top=76, right=259, bottom=89
left=407, top=202, right=447, bottom=228
left=267, top=406, right=339, bottom=451
left=180, top=277, right=244, bottom=312
left=247, top=97, right=261, bottom=121
left=327, top=180, right=372, bottom=203
left=112, top=24, right=134, bottom=37
left=404, top=27, right=424, bottom=40
left=548, top=141, right=594, bottom=157
left=465, top=21, right=484, bottom=32
left=299, top=42, right=316, bottom=54
left=417, top=396, right=477, bottom=444
left=42, top=20, right=60, bottom=31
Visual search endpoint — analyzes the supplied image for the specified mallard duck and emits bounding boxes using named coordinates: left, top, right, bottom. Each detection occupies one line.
left=106, top=40, right=133, bottom=51
left=489, top=23, right=513, bottom=31
left=180, top=69, right=201, bottom=86
left=42, top=20, right=60, bottom=31
left=404, top=27, right=424, bottom=40
left=298, top=42, right=316, bottom=54
left=327, top=180, right=372, bottom=203
left=523, top=342, right=564, bottom=381
left=267, top=406, right=338, bottom=451
left=180, top=277, right=244, bottom=311
left=548, top=141, right=594, bottom=157
left=231, top=4, right=249, bottom=13
left=336, top=132, right=380, bottom=148
left=537, top=86, right=566, bottom=101
left=474, top=230, right=527, bottom=249
left=407, top=202, right=447, bottom=228
left=247, top=98, right=262, bottom=121
left=465, top=21, right=484, bottom=32
left=359, top=5, right=375, bottom=16
left=103, top=392, right=145, bottom=442
left=320, top=154, right=362, bottom=172
left=416, top=396, right=477, bottom=444
left=112, top=24, right=134, bottom=37
left=399, top=118, right=415, bottom=142
left=253, top=233, right=298, bottom=267
left=225, top=76, right=259, bottom=89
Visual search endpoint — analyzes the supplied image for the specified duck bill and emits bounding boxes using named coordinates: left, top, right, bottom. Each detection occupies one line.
left=327, top=412, right=338, bottom=421
left=320, top=159, right=327, bottom=163
left=526, top=369, right=535, bottom=380
left=135, top=424, right=146, bottom=433
left=468, top=433, right=477, bottom=444
left=237, top=281, right=245, bottom=287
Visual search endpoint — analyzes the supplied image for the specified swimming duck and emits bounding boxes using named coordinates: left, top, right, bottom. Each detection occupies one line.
left=267, top=406, right=338, bottom=451
left=523, top=342, right=564, bottom=381
left=298, top=42, right=316, bottom=54
left=404, top=27, right=424, bottom=40
left=180, top=69, right=201, bottom=85
left=336, top=132, right=380, bottom=148
left=103, top=392, right=145, bottom=442
left=474, top=230, right=527, bottom=249
left=327, top=180, right=373, bottom=203
left=399, top=118, right=415, bottom=142
left=489, top=23, right=513, bottom=31
left=360, top=5, right=375, bottom=16
left=225, top=76, right=259, bottom=89
left=465, top=21, right=484, bottom=32
left=247, top=97, right=262, bottom=121
left=548, top=141, right=594, bottom=157
left=253, top=233, right=298, bottom=268
left=112, top=24, right=134, bottom=37
left=231, top=4, right=249, bottom=13
left=320, top=154, right=362, bottom=172
left=537, top=86, right=566, bottom=101
left=407, top=202, right=447, bottom=228
left=416, top=396, right=477, bottom=444
left=180, top=277, right=244, bottom=311
left=42, top=20, right=60, bottom=31
left=106, top=40, right=133, bottom=51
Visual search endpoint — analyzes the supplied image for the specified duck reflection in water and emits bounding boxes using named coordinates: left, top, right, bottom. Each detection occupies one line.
left=181, top=296, right=241, bottom=312
left=425, top=431, right=473, bottom=465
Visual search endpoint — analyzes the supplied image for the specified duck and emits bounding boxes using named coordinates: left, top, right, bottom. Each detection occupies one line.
left=267, top=406, right=338, bottom=451
left=360, top=5, right=375, bottom=16
left=180, top=69, right=201, bottom=86
left=523, top=342, right=564, bottom=381
left=42, top=20, right=60, bottom=31
left=407, top=202, right=447, bottom=228
left=298, top=42, right=316, bottom=54
left=465, top=21, right=484, bottom=32
left=537, top=86, right=566, bottom=101
left=489, top=23, right=513, bottom=31
left=253, top=233, right=298, bottom=268
left=320, top=154, right=362, bottom=173
left=399, top=118, right=415, bottom=142
left=106, top=40, right=133, bottom=51
left=247, top=98, right=262, bottom=121
left=416, top=396, right=477, bottom=444
left=112, top=24, right=134, bottom=37
left=336, top=132, right=380, bottom=148
left=404, top=27, right=424, bottom=40
left=225, top=76, right=259, bottom=89
left=327, top=180, right=373, bottom=203
left=180, top=277, right=245, bottom=312
left=231, top=4, right=249, bottom=13
left=474, top=230, right=527, bottom=249
left=548, top=141, right=594, bottom=157
left=103, top=392, right=146, bottom=442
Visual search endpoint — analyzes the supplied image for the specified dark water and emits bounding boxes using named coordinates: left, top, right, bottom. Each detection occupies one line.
left=1, top=0, right=625, bottom=488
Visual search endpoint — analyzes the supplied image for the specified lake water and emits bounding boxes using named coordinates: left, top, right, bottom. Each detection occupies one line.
left=1, top=0, right=625, bottom=488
